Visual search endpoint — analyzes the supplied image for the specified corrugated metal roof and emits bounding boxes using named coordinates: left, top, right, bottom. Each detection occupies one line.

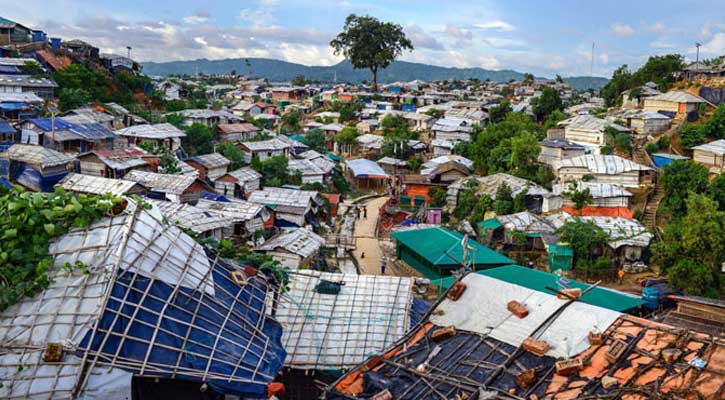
left=223, top=167, right=262, bottom=182
left=0, top=74, right=57, bottom=88
left=187, top=152, right=230, bottom=169
left=288, top=158, right=324, bottom=176
left=355, top=133, right=383, bottom=149
left=552, top=181, right=633, bottom=198
left=248, top=187, right=322, bottom=209
left=448, top=173, right=549, bottom=199
left=0, top=92, right=43, bottom=103
left=195, top=198, right=267, bottom=222
left=147, top=199, right=232, bottom=234
left=217, top=122, right=259, bottom=133
left=255, top=227, right=324, bottom=258
left=57, top=173, right=143, bottom=196
left=692, top=139, right=725, bottom=155
left=563, top=115, right=628, bottom=132
left=492, top=211, right=557, bottom=234
left=125, top=170, right=203, bottom=195
left=115, top=123, right=186, bottom=139
left=539, top=138, right=585, bottom=149
left=2, top=144, right=75, bottom=168
left=421, top=155, right=474, bottom=175
left=0, top=58, right=37, bottom=67
left=545, top=213, right=653, bottom=248
left=240, top=138, right=291, bottom=151
left=648, top=90, right=707, bottom=103
left=555, top=154, right=652, bottom=174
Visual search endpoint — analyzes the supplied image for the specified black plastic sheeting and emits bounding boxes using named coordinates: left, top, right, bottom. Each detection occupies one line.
left=699, top=87, right=725, bottom=106
left=326, top=327, right=557, bottom=400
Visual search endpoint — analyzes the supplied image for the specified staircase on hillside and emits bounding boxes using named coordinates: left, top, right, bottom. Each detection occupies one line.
left=632, top=147, right=653, bottom=167
left=643, top=184, right=665, bottom=229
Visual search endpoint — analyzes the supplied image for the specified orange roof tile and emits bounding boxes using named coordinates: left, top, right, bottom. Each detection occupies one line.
left=562, top=205, right=635, bottom=218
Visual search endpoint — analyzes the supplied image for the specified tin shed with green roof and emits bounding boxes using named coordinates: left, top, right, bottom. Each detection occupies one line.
left=390, top=227, right=514, bottom=279
left=430, top=265, right=644, bottom=312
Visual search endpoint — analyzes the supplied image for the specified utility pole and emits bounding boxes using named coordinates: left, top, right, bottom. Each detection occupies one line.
left=590, top=42, right=595, bottom=76
left=695, top=42, right=702, bottom=77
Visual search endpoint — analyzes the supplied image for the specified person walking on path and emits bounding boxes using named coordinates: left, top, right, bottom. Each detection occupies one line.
left=381, top=259, right=386, bottom=275
left=363, top=207, right=367, bottom=219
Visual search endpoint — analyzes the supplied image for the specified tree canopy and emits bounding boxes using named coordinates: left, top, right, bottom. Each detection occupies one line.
left=659, top=160, right=709, bottom=217
left=465, top=112, right=551, bottom=185
left=652, top=193, right=724, bottom=297
left=600, top=54, right=684, bottom=107
left=303, top=129, right=327, bottom=153
left=330, top=14, right=414, bottom=91
left=532, top=87, right=562, bottom=122
left=251, top=155, right=292, bottom=187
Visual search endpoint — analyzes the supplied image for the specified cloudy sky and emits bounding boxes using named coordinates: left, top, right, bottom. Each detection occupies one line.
left=2, top=0, right=725, bottom=77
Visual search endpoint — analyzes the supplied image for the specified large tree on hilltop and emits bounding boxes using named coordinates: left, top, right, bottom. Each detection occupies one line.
left=330, top=14, right=414, bottom=91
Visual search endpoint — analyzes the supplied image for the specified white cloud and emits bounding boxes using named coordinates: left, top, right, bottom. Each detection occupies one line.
left=701, top=32, right=725, bottom=55
left=405, top=24, right=445, bottom=51
left=598, top=52, right=609, bottom=64
left=481, top=37, right=527, bottom=49
left=39, top=15, right=336, bottom=64
left=183, top=15, right=208, bottom=24
left=546, top=56, right=566, bottom=70
left=473, top=20, right=515, bottom=32
left=650, top=40, right=675, bottom=49
left=645, top=22, right=665, bottom=34
left=611, top=22, right=635, bottom=37
left=443, top=24, right=473, bottom=47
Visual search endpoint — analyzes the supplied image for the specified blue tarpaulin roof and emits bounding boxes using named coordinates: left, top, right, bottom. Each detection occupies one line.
left=201, top=191, right=232, bottom=202
left=29, top=117, right=76, bottom=131
left=0, top=177, right=11, bottom=189
left=0, top=120, right=14, bottom=135
left=346, top=158, right=389, bottom=178
left=81, top=252, right=286, bottom=397
left=0, top=65, right=20, bottom=74
left=0, top=102, right=30, bottom=111
left=28, top=118, right=115, bottom=140
left=71, top=122, right=116, bottom=140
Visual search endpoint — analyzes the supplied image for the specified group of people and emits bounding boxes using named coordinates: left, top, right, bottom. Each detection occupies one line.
left=353, top=205, right=367, bottom=219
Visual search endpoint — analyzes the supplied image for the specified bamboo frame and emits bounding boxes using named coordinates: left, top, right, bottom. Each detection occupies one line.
left=0, top=201, right=284, bottom=399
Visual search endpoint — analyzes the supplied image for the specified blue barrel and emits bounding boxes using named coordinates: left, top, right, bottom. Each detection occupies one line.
left=642, top=287, right=659, bottom=309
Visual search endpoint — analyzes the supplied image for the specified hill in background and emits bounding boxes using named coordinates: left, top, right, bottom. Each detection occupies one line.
left=141, top=58, right=608, bottom=91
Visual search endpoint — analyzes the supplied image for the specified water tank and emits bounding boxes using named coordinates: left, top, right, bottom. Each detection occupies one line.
left=642, top=287, right=659, bottom=309
left=50, top=38, right=61, bottom=50
left=32, top=31, right=47, bottom=43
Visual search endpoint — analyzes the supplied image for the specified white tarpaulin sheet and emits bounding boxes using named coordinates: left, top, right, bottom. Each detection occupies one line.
left=0, top=351, right=132, bottom=399
left=430, top=274, right=621, bottom=358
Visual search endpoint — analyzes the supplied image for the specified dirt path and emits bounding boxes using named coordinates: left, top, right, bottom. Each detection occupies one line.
left=351, top=196, right=389, bottom=275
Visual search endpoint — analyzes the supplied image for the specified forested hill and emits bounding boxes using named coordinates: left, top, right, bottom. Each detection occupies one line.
left=141, top=58, right=609, bottom=91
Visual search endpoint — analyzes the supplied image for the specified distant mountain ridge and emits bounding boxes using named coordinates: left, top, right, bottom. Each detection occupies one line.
left=141, top=58, right=609, bottom=91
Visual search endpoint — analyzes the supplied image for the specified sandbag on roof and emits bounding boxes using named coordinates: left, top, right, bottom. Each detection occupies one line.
left=430, top=273, right=621, bottom=358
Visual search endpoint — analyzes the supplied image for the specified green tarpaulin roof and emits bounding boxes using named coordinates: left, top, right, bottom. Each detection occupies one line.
left=430, top=265, right=643, bottom=312
left=326, top=152, right=343, bottom=162
left=548, top=243, right=573, bottom=255
left=391, top=227, right=513, bottom=267
left=479, top=218, right=502, bottom=229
